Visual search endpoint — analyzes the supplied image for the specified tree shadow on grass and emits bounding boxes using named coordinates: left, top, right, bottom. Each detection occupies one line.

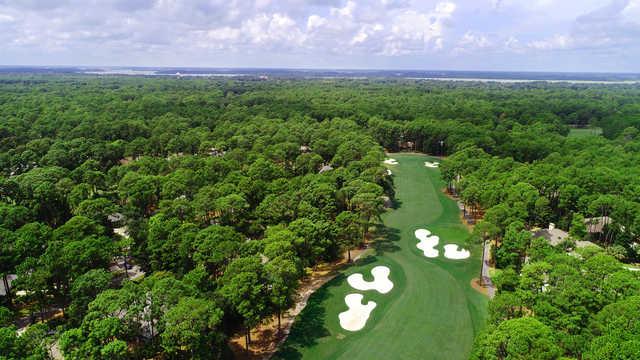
left=273, top=274, right=345, bottom=360
left=274, top=203, right=402, bottom=358
left=351, top=255, right=376, bottom=267
left=391, top=198, right=403, bottom=210
left=371, top=225, right=402, bottom=255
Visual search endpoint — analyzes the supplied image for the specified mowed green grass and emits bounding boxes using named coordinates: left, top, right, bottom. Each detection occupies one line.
left=275, top=153, right=487, bottom=360
left=568, top=127, right=603, bottom=138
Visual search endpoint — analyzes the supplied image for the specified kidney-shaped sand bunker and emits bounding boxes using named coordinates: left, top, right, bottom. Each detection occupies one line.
left=347, top=266, right=394, bottom=294
left=415, top=228, right=439, bottom=258
left=338, top=294, right=377, bottom=332
left=415, top=228, right=470, bottom=260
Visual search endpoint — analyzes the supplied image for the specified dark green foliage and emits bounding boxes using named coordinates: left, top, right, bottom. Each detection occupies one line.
left=2, top=76, right=640, bottom=358
left=472, top=317, right=561, bottom=360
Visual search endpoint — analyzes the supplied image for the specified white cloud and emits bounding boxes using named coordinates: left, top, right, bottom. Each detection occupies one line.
left=381, top=2, right=457, bottom=55
left=192, top=12, right=305, bottom=51
left=0, top=13, right=14, bottom=22
left=459, top=31, right=491, bottom=48
left=254, top=0, right=272, bottom=10
left=244, top=13, right=305, bottom=47
left=351, top=31, right=367, bottom=44
left=504, top=36, right=522, bottom=51
left=350, top=23, right=383, bottom=45
left=528, top=34, right=572, bottom=50
left=623, top=0, right=640, bottom=17
left=330, top=1, right=356, bottom=17
left=523, top=0, right=640, bottom=52
left=306, top=14, right=327, bottom=30
left=451, top=31, right=494, bottom=55
left=205, top=27, right=241, bottom=42
left=0, top=0, right=640, bottom=71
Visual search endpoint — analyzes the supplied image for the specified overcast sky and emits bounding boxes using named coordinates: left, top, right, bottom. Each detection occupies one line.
left=1, top=0, right=639, bottom=72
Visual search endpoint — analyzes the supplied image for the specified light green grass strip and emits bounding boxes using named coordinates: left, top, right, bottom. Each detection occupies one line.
left=275, top=153, right=488, bottom=360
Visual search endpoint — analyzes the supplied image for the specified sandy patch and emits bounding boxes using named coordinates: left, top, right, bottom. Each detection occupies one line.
left=424, top=161, right=440, bottom=168
left=443, top=244, right=470, bottom=259
left=114, top=226, right=129, bottom=238
left=415, top=229, right=439, bottom=258
left=347, top=266, right=394, bottom=294
left=387, top=169, right=393, bottom=176
left=228, top=247, right=370, bottom=359
left=384, top=158, right=398, bottom=165
left=471, top=278, right=489, bottom=296
left=338, top=294, right=377, bottom=332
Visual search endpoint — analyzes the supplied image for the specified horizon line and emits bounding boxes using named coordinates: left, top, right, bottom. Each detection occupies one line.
left=1, top=64, right=640, bottom=76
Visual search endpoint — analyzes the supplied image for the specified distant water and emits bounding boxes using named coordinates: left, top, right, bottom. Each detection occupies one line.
left=1, top=66, right=639, bottom=83
left=406, top=77, right=639, bottom=84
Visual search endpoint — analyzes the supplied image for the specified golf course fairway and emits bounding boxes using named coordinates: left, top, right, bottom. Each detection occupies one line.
left=275, top=153, right=487, bottom=360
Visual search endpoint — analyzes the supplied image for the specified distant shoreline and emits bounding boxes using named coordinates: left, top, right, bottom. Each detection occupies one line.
left=406, top=77, right=640, bottom=84
left=1, top=66, right=640, bottom=83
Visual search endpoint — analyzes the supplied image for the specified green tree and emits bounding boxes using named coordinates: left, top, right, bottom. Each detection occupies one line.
left=586, top=296, right=640, bottom=360
left=487, top=293, right=524, bottom=326
left=570, top=213, right=587, bottom=240
left=219, top=257, right=267, bottom=350
left=72, top=198, right=117, bottom=227
left=0, top=306, right=12, bottom=327
left=215, top=193, right=249, bottom=227
left=60, top=317, right=128, bottom=360
left=0, top=227, right=17, bottom=305
left=0, top=202, right=32, bottom=229
left=352, top=192, right=384, bottom=243
left=472, top=317, right=561, bottom=360
left=496, top=222, right=531, bottom=270
left=335, top=211, right=361, bottom=262
left=14, top=222, right=51, bottom=260
left=161, top=297, right=224, bottom=359
left=265, top=256, right=299, bottom=330
left=99, top=340, right=128, bottom=360
left=68, top=269, right=113, bottom=323
left=193, top=225, right=244, bottom=278
left=0, top=327, right=20, bottom=359
left=118, top=172, right=161, bottom=215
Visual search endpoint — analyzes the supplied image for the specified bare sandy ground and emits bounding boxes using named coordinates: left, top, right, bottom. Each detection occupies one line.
left=229, top=248, right=369, bottom=359
left=443, top=244, right=471, bottom=259
left=338, top=294, right=377, bottom=332
left=415, top=229, right=439, bottom=258
left=347, top=266, right=394, bottom=294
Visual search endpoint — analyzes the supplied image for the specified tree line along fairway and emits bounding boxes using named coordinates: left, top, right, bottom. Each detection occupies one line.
left=276, top=153, right=488, bottom=360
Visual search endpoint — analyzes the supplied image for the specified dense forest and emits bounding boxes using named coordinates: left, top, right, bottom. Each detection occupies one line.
left=1, top=76, right=640, bottom=359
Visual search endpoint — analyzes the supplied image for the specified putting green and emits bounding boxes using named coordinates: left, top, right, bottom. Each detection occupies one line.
left=275, top=153, right=487, bottom=360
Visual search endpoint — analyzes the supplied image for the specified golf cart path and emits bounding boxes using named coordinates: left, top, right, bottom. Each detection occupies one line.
left=481, top=243, right=496, bottom=298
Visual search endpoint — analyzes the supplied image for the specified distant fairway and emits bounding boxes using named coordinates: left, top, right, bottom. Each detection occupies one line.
left=568, top=127, right=603, bottom=138
left=275, top=153, right=487, bottom=360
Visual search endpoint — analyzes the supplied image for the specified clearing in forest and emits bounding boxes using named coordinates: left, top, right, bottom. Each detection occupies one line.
left=275, top=153, right=487, bottom=360
left=568, top=127, right=603, bottom=138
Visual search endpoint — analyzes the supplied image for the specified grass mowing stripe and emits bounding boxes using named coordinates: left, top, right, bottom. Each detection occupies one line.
left=275, top=153, right=487, bottom=360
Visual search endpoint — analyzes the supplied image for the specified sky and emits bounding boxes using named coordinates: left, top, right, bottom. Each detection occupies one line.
left=1, top=0, right=640, bottom=72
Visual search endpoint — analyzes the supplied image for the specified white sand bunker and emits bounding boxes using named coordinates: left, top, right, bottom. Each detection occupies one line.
left=347, top=266, right=394, bottom=294
left=338, top=294, right=377, bottom=332
left=387, top=169, right=393, bottom=175
left=415, top=229, right=439, bottom=258
left=424, top=161, right=440, bottom=168
left=384, top=158, right=398, bottom=165
left=443, top=244, right=471, bottom=259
